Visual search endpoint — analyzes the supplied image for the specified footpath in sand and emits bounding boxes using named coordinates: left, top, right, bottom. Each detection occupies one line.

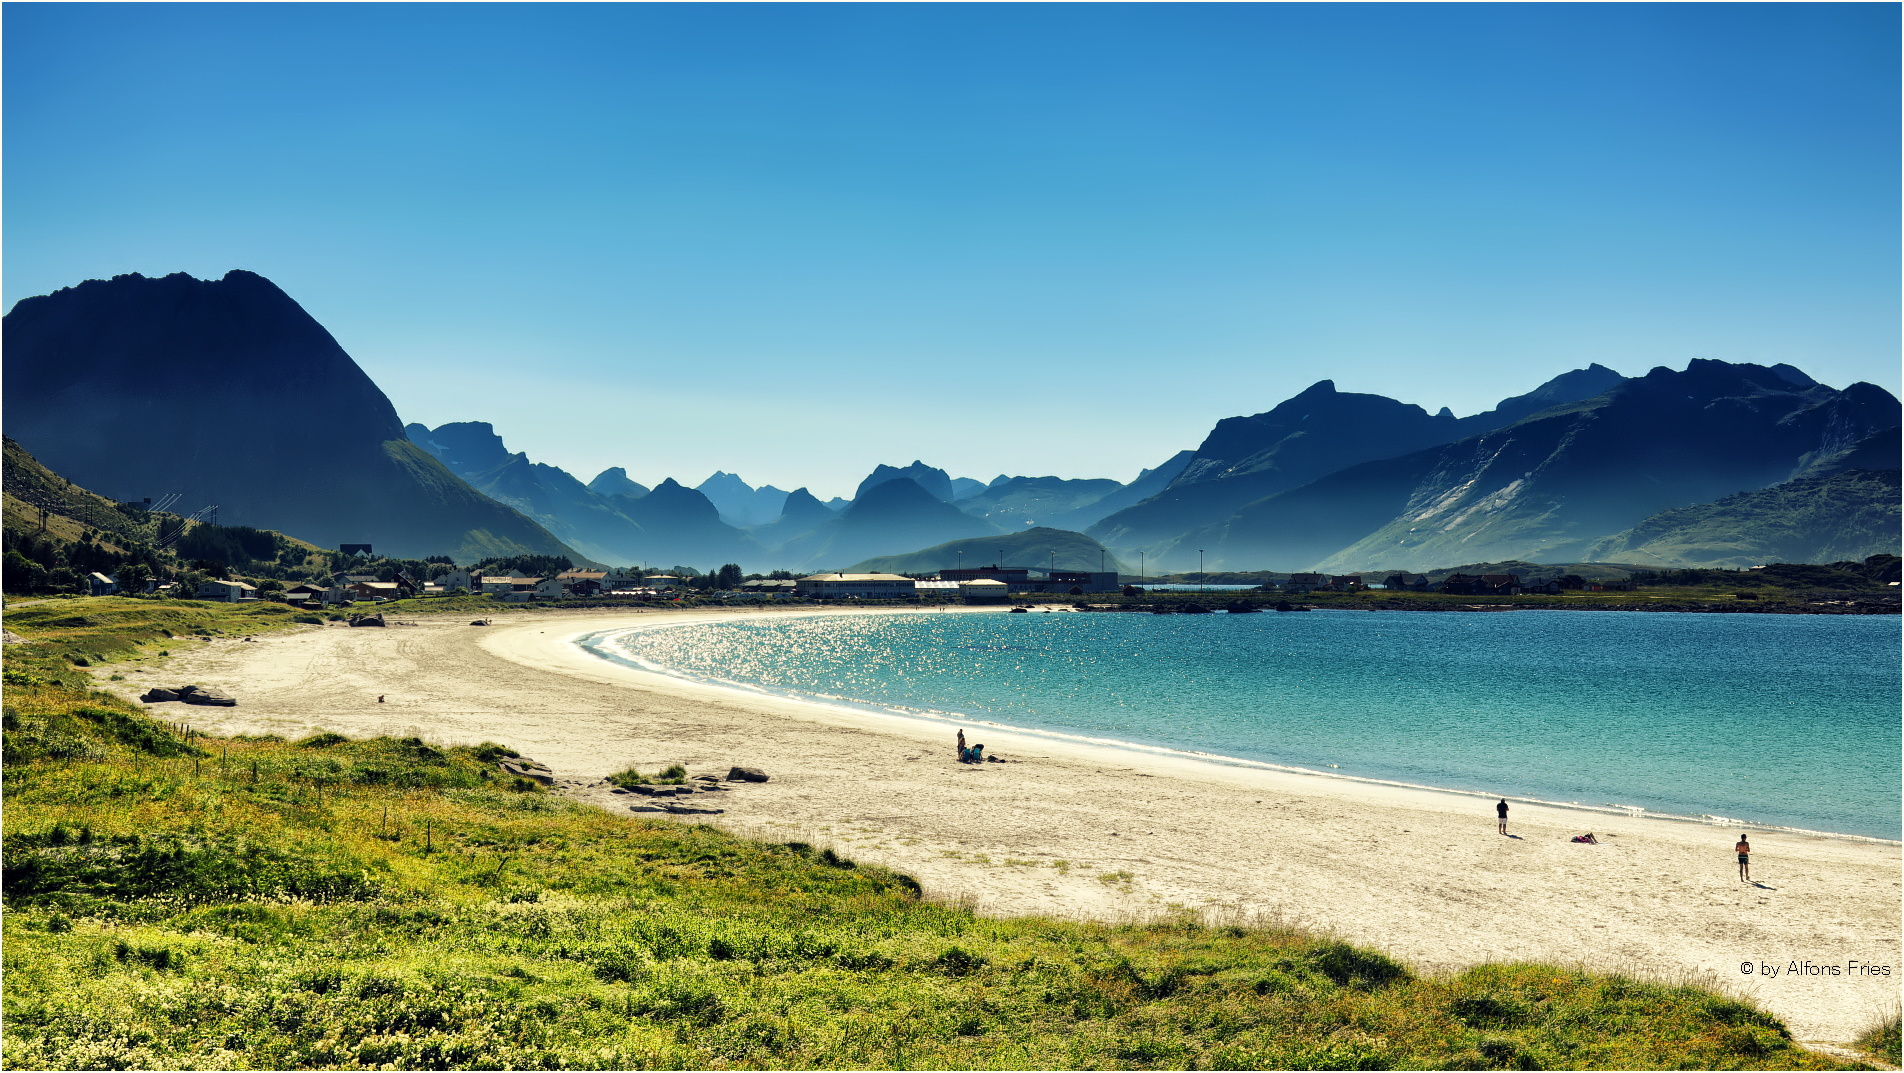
left=117, top=607, right=1901, bottom=1052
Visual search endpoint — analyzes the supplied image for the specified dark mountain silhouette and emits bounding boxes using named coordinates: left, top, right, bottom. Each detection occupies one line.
left=1090, top=367, right=1625, bottom=556
left=780, top=478, right=1003, bottom=571
left=615, top=478, right=765, bottom=569
left=1150, top=361, right=1899, bottom=572
left=587, top=467, right=650, bottom=500
left=849, top=527, right=1126, bottom=574
left=695, top=471, right=789, bottom=528
left=854, top=461, right=958, bottom=503
left=2, top=271, right=572, bottom=562
left=405, top=421, right=514, bottom=476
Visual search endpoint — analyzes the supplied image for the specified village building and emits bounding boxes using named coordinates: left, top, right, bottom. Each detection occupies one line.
left=641, top=575, right=688, bottom=589
left=196, top=579, right=259, bottom=603
left=347, top=581, right=402, bottom=601
left=740, top=579, right=799, bottom=595
left=912, top=579, right=960, bottom=599
left=939, top=566, right=1031, bottom=585
left=284, top=582, right=334, bottom=606
left=1016, top=571, right=1122, bottom=594
left=87, top=571, right=119, bottom=597
left=1285, top=573, right=1325, bottom=590
left=795, top=573, right=917, bottom=599
left=957, top=578, right=1010, bottom=604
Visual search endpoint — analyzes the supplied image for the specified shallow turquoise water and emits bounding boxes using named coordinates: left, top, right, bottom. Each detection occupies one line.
left=587, top=610, right=1902, bottom=839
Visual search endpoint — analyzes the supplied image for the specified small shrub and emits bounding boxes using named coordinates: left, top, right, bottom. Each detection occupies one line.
left=293, top=614, right=323, bottom=624
left=296, top=732, right=350, bottom=749
left=608, top=766, right=651, bottom=788
left=1857, top=1013, right=1901, bottom=1065
left=471, top=742, right=521, bottom=762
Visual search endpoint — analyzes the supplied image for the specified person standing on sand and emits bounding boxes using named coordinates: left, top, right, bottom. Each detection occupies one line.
left=956, top=729, right=967, bottom=761
left=1736, top=836, right=1752, bottom=882
left=1497, top=798, right=1509, bottom=835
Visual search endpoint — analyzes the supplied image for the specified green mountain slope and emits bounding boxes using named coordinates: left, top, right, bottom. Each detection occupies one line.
left=1584, top=469, right=1901, bottom=568
left=848, top=526, right=1125, bottom=574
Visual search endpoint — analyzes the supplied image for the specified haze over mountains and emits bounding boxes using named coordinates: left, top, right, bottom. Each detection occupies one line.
left=6, top=270, right=1897, bottom=575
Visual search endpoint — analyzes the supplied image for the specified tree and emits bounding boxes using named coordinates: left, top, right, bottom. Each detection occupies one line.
left=715, top=563, right=744, bottom=590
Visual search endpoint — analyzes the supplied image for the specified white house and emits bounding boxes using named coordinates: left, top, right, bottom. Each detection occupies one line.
left=957, top=578, right=1010, bottom=604
left=88, top=572, right=119, bottom=597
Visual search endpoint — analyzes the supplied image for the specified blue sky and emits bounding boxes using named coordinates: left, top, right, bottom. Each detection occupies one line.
left=6, top=3, right=1896, bottom=500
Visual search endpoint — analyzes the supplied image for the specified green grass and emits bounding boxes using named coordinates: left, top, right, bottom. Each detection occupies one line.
left=1854, top=1013, right=1899, bottom=1065
left=0, top=605, right=1867, bottom=1070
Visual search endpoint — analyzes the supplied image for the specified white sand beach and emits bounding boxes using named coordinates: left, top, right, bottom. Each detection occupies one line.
left=116, top=607, right=1902, bottom=1051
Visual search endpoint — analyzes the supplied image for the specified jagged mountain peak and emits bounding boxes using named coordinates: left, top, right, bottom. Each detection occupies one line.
left=855, top=461, right=955, bottom=502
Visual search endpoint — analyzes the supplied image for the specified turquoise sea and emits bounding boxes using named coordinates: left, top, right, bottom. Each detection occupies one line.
left=581, top=610, right=1902, bottom=840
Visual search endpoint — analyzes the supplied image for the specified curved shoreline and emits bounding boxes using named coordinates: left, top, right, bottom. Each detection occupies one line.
left=133, top=606, right=1903, bottom=1049
left=576, top=611, right=1901, bottom=848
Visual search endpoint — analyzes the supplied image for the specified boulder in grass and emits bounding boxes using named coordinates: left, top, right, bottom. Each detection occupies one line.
left=183, top=687, right=236, bottom=706
left=727, top=766, right=769, bottom=783
left=349, top=614, right=385, bottom=627
left=140, top=687, right=180, bottom=703
left=499, top=760, right=553, bottom=785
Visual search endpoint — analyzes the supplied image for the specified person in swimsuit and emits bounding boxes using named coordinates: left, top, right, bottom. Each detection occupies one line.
left=1570, top=833, right=1599, bottom=844
left=1736, top=836, right=1751, bottom=882
left=1496, top=798, right=1509, bottom=835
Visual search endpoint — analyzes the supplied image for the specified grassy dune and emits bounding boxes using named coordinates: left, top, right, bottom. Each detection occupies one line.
left=0, top=605, right=1877, bottom=1070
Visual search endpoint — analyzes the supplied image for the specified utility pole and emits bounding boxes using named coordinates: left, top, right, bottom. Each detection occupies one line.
left=1139, top=551, right=1145, bottom=583
left=1199, top=549, right=1205, bottom=591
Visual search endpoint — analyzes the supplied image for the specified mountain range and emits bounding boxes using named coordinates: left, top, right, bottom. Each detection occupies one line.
left=1, top=272, right=571, bottom=562
left=7, top=269, right=1895, bottom=575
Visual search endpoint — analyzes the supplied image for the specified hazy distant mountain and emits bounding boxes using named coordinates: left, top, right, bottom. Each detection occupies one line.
left=1090, top=367, right=1625, bottom=556
left=587, top=467, right=651, bottom=500
left=1582, top=469, right=1901, bottom=569
left=780, top=478, right=1003, bottom=571
left=854, top=461, right=958, bottom=503
left=2, top=271, right=573, bottom=562
left=956, top=476, right=1125, bottom=530
left=849, top=527, right=1126, bottom=574
left=695, top=471, right=789, bottom=528
left=1157, top=361, right=1898, bottom=572
left=1037, top=451, right=1194, bottom=531
left=408, top=421, right=638, bottom=565
left=948, top=476, right=987, bottom=500
left=616, top=478, right=766, bottom=569
left=748, top=487, right=835, bottom=551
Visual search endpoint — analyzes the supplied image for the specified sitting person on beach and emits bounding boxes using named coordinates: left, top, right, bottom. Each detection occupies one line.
left=963, top=743, right=985, bottom=763
left=1570, top=833, right=1600, bottom=844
